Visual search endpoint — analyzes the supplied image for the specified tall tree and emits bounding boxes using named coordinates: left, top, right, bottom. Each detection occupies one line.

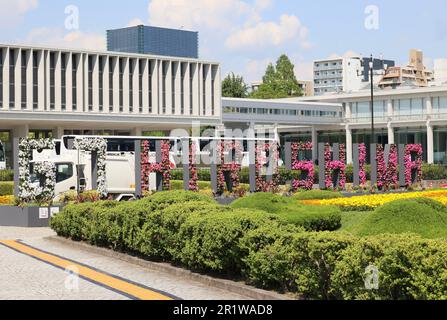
left=222, top=73, right=248, bottom=98
left=251, top=54, right=303, bottom=99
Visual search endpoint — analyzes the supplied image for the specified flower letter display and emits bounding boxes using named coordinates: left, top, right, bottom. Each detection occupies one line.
left=142, top=140, right=171, bottom=191
left=18, top=138, right=56, bottom=204
left=213, top=141, right=243, bottom=195
left=373, top=144, right=399, bottom=190
left=404, top=144, right=423, bottom=187
left=188, top=140, right=199, bottom=192
left=74, top=137, right=108, bottom=197
left=319, top=143, right=346, bottom=190
left=291, top=142, right=314, bottom=191
left=255, top=142, right=280, bottom=193
left=353, top=143, right=367, bottom=188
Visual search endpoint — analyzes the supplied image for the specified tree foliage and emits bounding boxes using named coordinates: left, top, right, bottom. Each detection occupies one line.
left=222, top=73, right=248, bottom=98
left=251, top=54, right=303, bottom=99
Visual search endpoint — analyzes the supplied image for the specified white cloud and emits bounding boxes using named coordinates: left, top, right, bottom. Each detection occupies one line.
left=0, top=0, right=38, bottom=28
left=225, top=14, right=311, bottom=51
left=21, top=27, right=106, bottom=51
left=244, top=58, right=273, bottom=83
left=127, top=18, right=144, bottom=27
left=327, top=50, right=362, bottom=60
left=147, top=0, right=266, bottom=31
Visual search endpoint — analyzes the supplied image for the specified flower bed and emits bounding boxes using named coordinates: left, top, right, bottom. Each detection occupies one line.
left=0, top=195, right=14, bottom=205
left=301, top=190, right=447, bottom=211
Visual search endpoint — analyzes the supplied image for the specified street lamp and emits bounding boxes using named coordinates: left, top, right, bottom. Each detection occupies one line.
left=369, top=55, right=375, bottom=144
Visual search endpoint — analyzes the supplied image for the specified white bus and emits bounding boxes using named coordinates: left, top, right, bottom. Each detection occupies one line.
left=0, top=140, right=6, bottom=170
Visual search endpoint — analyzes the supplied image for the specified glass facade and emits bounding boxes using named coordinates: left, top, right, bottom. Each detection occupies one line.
left=107, top=25, right=199, bottom=59
left=434, top=128, right=447, bottom=164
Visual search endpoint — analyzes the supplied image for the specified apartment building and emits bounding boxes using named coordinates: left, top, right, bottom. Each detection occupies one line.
left=379, top=49, right=434, bottom=89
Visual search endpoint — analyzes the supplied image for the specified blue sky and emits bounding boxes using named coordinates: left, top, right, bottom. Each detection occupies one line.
left=1, top=0, right=446, bottom=82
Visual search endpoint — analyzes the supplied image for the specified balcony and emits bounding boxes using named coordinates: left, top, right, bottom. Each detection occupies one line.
left=347, top=113, right=447, bottom=124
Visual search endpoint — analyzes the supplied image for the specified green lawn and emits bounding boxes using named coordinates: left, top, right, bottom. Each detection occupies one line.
left=338, top=211, right=371, bottom=234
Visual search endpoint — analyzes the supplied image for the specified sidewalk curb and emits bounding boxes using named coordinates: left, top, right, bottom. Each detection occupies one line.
left=45, top=236, right=296, bottom=301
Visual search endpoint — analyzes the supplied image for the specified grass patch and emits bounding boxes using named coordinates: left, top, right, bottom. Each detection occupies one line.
left=338, top=211, right=371, bottom=234
left=230, top=193, right=341, bottom=231
left=355, top=198, right=447, bottom=239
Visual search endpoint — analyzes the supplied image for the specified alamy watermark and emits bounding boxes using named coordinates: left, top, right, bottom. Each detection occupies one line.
left=364, top=265, right=379, bottom=290
left=65, top=5, right=80, bottom=31
left=364, top=5, right=380, bottom=30
left=64, top=265, right=80, bottom=292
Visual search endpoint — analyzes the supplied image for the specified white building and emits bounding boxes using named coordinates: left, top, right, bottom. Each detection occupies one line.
left=434, top=59, right=447, bottom=86
left=313, top=57, right=363, bottom=96
left=0, top=43, right=221, bottom=168
left=283, top=86, right=447, bottom=165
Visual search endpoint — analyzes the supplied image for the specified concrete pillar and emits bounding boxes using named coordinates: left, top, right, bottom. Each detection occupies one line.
left=387, top=122, right=395, bottom=144
left=312, top=127, right=318, bottom=161
left=426, top=97, right=433, bottom=116
left=53, top=127, right=65, bottom=139
left=387, top=99, right=394, bottom=117
left=12, top=125, right=29, bottom=139
left=427, top=121, right=434, bottom=164
left=132, top=128, right=143, bottom=137
left=345, top=125, right=353, bottom=164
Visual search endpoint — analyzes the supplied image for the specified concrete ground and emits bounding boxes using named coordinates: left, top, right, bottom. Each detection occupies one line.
left=0, top=227, right=251, bottom=300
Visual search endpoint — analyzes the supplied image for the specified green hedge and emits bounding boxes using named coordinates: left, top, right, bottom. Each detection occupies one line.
left=230, top=193, right=341, bottom=232
left=0, top=170, right=13, bottom=182
left=293, top=190, right=343, bottom=201
left=0, top=181, right=14, bottom=196
left=172, top=164, right=447, bottom=185
left=51, top=190, right=447, bottom=300
left=356, top=198, right=447, bottom=239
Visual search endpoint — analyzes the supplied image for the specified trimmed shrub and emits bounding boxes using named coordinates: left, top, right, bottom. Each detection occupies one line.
left=0, top=181, right=13, bottom=196
left=422, top=164, right=447, bottom=180
left=231, top=193, right=293, bottom=213
left=330, top=234, right=447, bottom=300
left=240, top=223, right=304, bottom=291
left=177, top=209, right=280, bottom=274
left=231, top=193, right=342, bottom=231
left=293, top=190, right=343, bottom=201
left=357, top=198, right=447, bottom=239
left=0, top=170, right=13, bottom=182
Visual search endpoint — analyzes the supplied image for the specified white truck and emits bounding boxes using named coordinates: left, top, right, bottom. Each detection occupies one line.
left=0, top=140, right=6, bottom=170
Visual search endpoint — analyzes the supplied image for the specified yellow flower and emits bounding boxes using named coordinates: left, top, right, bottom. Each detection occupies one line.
left=301, top=190, right=447, bottom=209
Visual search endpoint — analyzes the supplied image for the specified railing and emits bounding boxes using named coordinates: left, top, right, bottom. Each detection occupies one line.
left=347, top=113, right=447, bottom=123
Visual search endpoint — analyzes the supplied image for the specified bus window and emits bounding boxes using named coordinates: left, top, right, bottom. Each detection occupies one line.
left=55, top=141, right=61, bottom=155
left=56, top=163, right=74, bottom=183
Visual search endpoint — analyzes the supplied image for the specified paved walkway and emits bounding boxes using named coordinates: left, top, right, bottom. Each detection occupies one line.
left=0, top=227, right=250, bottom=300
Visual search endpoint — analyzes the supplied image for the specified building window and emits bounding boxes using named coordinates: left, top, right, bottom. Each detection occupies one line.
left=72, top=55, right=77, bottom=111
left=189, top=65, right=194, bottom=115
left=162, top=61, right=168, bottom=114
left=0, top=49, right=3, bottom=109
left=49, top=52, right=55, bottom=110
left=129, top=59, right=134, bottom=113
left=99, top=56, right=103, bottom=112
left=21, top=51, right=27, bottom=109
left=148, top=60, right=152, bottom=113
left=172, top=63, right=176, bottom=113
left=202, top=67, right=206, bottom=115
left=180, top=63, right=185, bottom=115
left=61, top=53, right=66, bottom=111
left=109, top=58, right=113, bottom=112
left=211, top=67, right=215, bottom=116
left=32, top=52, right=38, bottom=110
left=138, top=60, right=143, bottom=113
left=88, top=55, right=93, bottom=112
left=9, top=49, right=15, bottom=108
left=119, top=58, right=124, bottom=112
